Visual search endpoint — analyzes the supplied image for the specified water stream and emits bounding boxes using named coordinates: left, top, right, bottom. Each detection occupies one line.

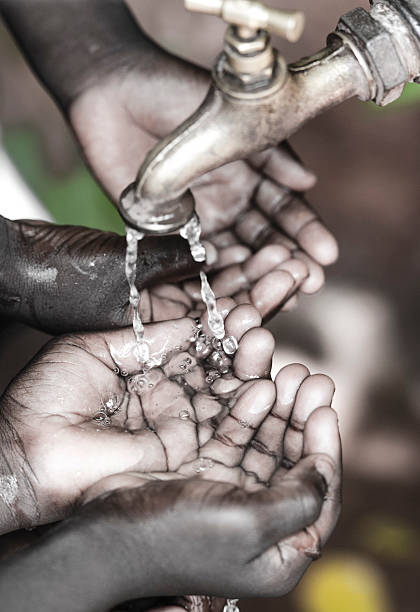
left=180, top=214, right=225, bottom=339
left=124, top=219, right=240, bottom=611
left=125, top=227, right=149, bottom=364
left=125, top=214, right=236, bottom=368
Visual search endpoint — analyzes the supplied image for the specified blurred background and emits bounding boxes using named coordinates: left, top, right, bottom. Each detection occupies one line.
left=1, top=1, right=419, bottom=611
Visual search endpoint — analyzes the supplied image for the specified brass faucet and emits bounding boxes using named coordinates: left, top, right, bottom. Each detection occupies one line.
left=118, top=0, right=420, bottom=234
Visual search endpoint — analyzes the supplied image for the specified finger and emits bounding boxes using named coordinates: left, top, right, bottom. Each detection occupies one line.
left=234, top=327, right=275, bottom=381
left=210, top=246, right=305, bottom=311
left=52, top=427, right=169, bottom=505
left=211, top=244, right=290, bottom=297
left=246, top=457, right=326, bottom=553
left=264, top=227, right=297, bottom=251
left=85, top=317, right=198, bottom=375
left=242, top=244, right=290, bottom=280
left=199, top=297, right=236, bottom=337
left=195, top=379, right=276, bottom=469
left=281, top=294, right=299, bottom=312
left=293, top=251, right=325, bottom=294
left=234, top=208, right=274, bottom=250
left=254, top=180, right=338, bottom=266
left=224, top=304, right=262, bottom=341
left=282, top=374, right=335, bottom=470
left=302, top=406, right=342, bottom=546
left=209, top=230, right=238, bottom=248
left=248, top=144, right=317, bottom=192
left=210, top=245, right=252, bottom=271
left=241, top=364, right=310, bottom=482
left=249, top=270, right=296, bottom=318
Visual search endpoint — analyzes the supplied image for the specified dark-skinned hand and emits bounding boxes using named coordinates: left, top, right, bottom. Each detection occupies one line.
left=72, top=52, right=338, bottom=317
left=2, top=2, right=338, bottom=329
left=0, top=348, right=341, bottom=611
left=0, top=300, right=337, bottom=537
left=0, top=214, right=206, bottom=334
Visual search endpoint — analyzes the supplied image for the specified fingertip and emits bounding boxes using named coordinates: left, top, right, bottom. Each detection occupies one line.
left=216, top=297, right=237, bottom=316
left=281, top=294, right=299, bottom=312
left=297, top=220, right=339, bottom=266
left=250, top=269, right=295, bottom=317
left=285, top=165, right=317, bottom=191
left=275, top=363, right=310, bottom=407
left=277, top=258, right=309, bottom=284
left=294, top=252, right=325, bottom=294
left=200, top=297, right=236, bottom=335
left=235, top=327, right=275, bottom=380
left=304, top=406, right=341, bottom=471
left=225, top=303, right=262, bottom=341
left=308, top=373, right=336, bottom=398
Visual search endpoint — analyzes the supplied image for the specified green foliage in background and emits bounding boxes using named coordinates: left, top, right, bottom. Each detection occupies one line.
left=369, top=82, right=420, bottom=111
left=3, top=126, right=125, bottom=235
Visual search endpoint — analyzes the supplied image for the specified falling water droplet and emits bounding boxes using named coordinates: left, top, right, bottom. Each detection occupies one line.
left=222, top=335, right=238, bottom=356
left=180, top=214, right=207, bottom=262
left=125, top=227, right=151, bottom=365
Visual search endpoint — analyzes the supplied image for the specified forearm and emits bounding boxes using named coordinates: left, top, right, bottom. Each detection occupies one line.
left=0, top=519, right=127, bottom=611
left=0, top=0, right=161, bottom=110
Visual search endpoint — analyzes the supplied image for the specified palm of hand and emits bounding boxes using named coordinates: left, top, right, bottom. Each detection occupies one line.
left=84, top=352, right=340, bottom=606
left=71, top=64, right=338, bottom=324
left=2, top=302, right=271, bottom=525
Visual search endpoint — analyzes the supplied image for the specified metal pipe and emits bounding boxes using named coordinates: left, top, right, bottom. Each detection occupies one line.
left=130, top=43, right=368, bottom=215
left=117, top=0, right=420, bottom=234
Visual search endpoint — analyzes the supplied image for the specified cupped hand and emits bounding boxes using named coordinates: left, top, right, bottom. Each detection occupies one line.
left=0, top=301, right=278, bottom=530
left=79, top=362, right=341, bottom=608
left=71, top=54, right=338, bottom=320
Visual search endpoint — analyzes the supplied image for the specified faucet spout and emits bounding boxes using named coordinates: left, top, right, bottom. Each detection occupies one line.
left=135, top=42, right=368, bottom=208
left=117, top=0, right=420, bottom=234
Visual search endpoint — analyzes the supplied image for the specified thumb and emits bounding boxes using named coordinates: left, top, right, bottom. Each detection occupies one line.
left=247, top=457, right=326, bottom=553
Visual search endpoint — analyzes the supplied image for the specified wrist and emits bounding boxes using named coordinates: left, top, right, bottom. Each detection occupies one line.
left=1, top=0, right=165, bottom=111
left=0, top=515, right=127, bottom=611
left=0, top=399, right=40, bottom=534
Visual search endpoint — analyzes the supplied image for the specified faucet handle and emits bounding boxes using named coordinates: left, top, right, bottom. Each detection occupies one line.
left=185, top=0, right=304, bottom=42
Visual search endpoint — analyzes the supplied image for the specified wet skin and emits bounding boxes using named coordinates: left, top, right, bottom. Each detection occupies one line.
left=0, top=300, right=333, bottom=526
left=2, top=2, right=338, bottom=334
left=72, top=67, right=339, bottom=315
left=0, top=6, right=342, bottom=609
left=0, top=303, right=341, bottom=611
left=0, top=305, right=341, bottom=611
